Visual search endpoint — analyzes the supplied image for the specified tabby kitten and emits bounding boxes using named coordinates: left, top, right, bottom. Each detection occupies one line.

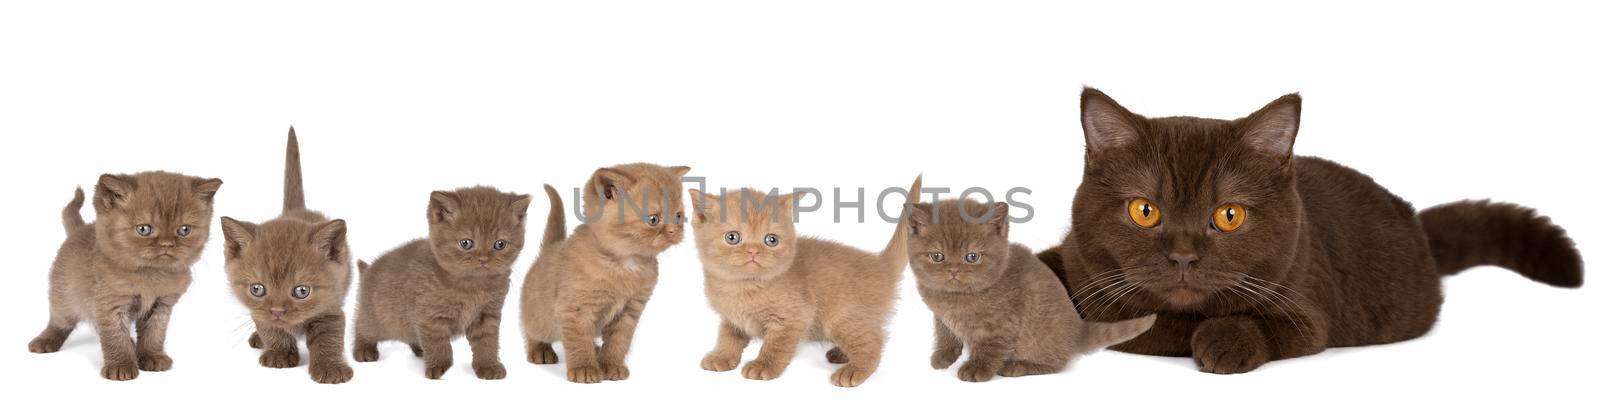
left=907, top=200, right=1153, bottom=382
left=689, top=176, right=921, bottom=388
left=352, top=186, right=531, bottom=380
left=28, top=171, right=223, bottom=380
left=1039, top=88, right=1584, bottom=374
left=219, top=128, right=354, bottom=384
left=520, top=163, right=690, bottom=384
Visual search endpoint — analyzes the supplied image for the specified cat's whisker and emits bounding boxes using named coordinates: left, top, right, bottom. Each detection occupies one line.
left=1088, top=279, right=1143, bottom=321
left=1235, top=278, right=1314, bottom=342
left=1072, top=271, right=1130, bottom=311
left=1076, top=277, right=1133, bottom=319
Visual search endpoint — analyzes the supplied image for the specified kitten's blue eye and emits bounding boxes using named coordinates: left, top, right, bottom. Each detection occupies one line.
left=763, top=234, right=780, bottom=247
left=493, top=240, right=507, bottom=251
left=135, top=224, right=153, bottom=237
left=176, top=225, right=192, bottom=237
left=292, top=285, right=311, bottom=300
left=460, top=239, right=474, bottom=250
left=965, top=253, right=980, bottom=264
left=724, top=231, right=742, bottom=245
left=249, top=284, right=266, bottom=298
left=929, top=252, right=946, bottom=263
left=646, top=214, right=661, bottom=226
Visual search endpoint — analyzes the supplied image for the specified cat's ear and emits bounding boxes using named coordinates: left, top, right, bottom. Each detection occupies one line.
left=780, top=191, right=807, bottom=212
left=1238, top=93, right=1302, bottom=158
left=510, top=194, right=533, bottom=225
left=310, top=219, right=348, bottom=263
left=908, top=203, right=933, bottom=236
left=592, top=168, right=635, bottom=200
left=987, top=202, right=1011, bottom=238
left=428, top=191, right=460, bottom=224
left=667, top=166, right=691, bottom=177
left=219, top=217, right=256, bottom=260
left=1081, top=87, right=1143, bottom=155
left=688, top=189, right=717, bottom=222
left=192, top=178, right=223, bottom=204
left=94, top=174, right=135, bottom=212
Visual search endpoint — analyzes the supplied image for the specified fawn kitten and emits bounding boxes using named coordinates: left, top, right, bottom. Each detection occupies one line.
left=219, top=128, right=354, bottom=384
left=907, top=200, right=1154, bottom=382
left=28, top=171, right=223, bottom=380
left=352, top=186, right=531, bottom=380
left=520, top=163, right=690, bottom=383
left=689, top=176, right=921, bottom=388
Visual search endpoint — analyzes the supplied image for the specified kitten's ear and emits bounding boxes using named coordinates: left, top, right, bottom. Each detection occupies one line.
left=908, top=203, right=933, bottom=236
left=310, top=219, right=348, bottom=263
left=219, top=217, right=257, bottom=260
left=1238, top=93, right=1302, bottom=158
left=781, top=191, right=807, bottom=212
left=94, top=174, right=135, bottom=212
left=510, top=194, right=533, bottom=224
left=428, top=191, right=460, bottom=224
left=988, top=202, right=1011, bottom=238
left=667, top=166, right=691, bottom=177
left=592, top=168, right=635, bottom=200
left=192, top=178, right=223, bottom=204
left=688, top=189, right=716, bottom=222
left=1081, top=88, right=1142, bottom=155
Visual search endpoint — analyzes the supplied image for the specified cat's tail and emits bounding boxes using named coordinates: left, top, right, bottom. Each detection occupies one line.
left=1079, top=314, right=1156, bottom=352
left=282, top=126, right=307, bottom=214
left=1419, top=200, right=1582, bottom=288
left=878, top=175, right=924, bottom=269
left=541, top=184, right=567, bottom=247
left=357, top=260, right=370, bottom=274
left=62, top=187, right=86, bottom=234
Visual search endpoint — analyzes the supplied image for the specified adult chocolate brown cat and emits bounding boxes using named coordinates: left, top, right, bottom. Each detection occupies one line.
left=1040, top=88, right=1584, bottom=374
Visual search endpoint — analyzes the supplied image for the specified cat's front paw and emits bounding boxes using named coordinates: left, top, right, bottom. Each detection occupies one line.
left=741, top=359, right=784, bottom=380
left=137, top=352, right=173, bottom=371
left=352, top=344, right=379, bottom=362
left=28, top=335, right=66, bottom=353
left=310, top=362, right=354, bottom=384
left=101, top=362, right=140, bottom=381
left=567, top=364, right=603, bottom=384
left=830, top=364, right=873, bottom=387
left=600, top=362, right=630, bottom=381
left=260, top=350, right=301, bottom=369
left=1191, top=318, right=1270, bottom=375
left=700, top=352, right=740, bottom=372
left=931, top=348, right=960, bottom=369
left=473, top=361, right=507, bottom=380
left=424, top=360, right=453, bottom=380
left=957, top=360, right=997, bottom=382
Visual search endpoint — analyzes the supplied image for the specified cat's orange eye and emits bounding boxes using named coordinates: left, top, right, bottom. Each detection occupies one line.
left=1127, top=198, right=1161, bottom=228
left=1213, top=203, right=1247, bottom=232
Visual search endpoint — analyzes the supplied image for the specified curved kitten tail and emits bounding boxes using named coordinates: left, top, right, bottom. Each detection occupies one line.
left=282, top=126, right=307, bottom=214
left=878, top=175, right=924, bottom=269
left=1420, top=200, right=1583, bottom=288
left=541, top=184, right=567, bottom=247
left=1079, top=315, right=1156, bottom=352
left=357, top=260, right=370, bottom=274
left=62, top=187, right=86, bottom=234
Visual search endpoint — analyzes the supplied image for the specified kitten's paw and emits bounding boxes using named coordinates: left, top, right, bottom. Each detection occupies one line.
left=567, top=365, right=603, bottom=384
left=310, top=362, right=354, bottom=384
left=409, top=343, right=425, bottom=358
left=740, top=359, right=784, bottom=381
left=931, top=349, right=960, bottom=369
left=28, top=336, right=65, bottom=353
left=825, top=347, right=850, bottom=364
left=473, top=362, right=507, bottom=380
left=352, top=345, right=379, bottom=363
left=247, top=332, right=261, bottom=349
left=137, top=353, right=173, bottom=371
left=527, top=345, right=559, bottom=365
left=101, top=362, right=140, bottom=381
left=1192, top=318, right=1270, bottom=375
left=601, top=363, right=630, bottom=381
left=998, top=361, right=1056, bottom=377
left=957, top=361, right=996, bottom=382
left=700, top=352, right=740, bottom=372
left=424, top=360, right=453, bottom=380
left=260, top=350, right=301, bottom=369
left=830, top=365, right=873, bottom=387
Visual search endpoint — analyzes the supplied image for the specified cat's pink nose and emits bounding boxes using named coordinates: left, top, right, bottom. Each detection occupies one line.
left=270, top=308, right=286, bottom=319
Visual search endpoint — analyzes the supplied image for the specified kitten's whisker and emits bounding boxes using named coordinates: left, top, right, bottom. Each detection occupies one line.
left=1236, top=278, right=1313, bottom=342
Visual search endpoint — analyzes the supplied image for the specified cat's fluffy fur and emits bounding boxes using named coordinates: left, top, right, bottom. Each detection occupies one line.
left=353, top=186, right=532, bottom=380
left=907, top=200, right=1153, bottom=382
left=520, top=163, right=690, bottom=383
left=28, top=171, right=222, bottom=380
left=688, top=176, right=921, bottom=387
left=1040, top=88, right=1584, bottom=374
left=219, top=128, right=354, bottom=384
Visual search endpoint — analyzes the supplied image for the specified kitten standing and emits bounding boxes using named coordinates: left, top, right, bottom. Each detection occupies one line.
left=907, top=200, right=1153, bottom=382
left=352, top=186, right=530, bottom=380
left=689, top=176, right=921, bottom=388
left=218, top=128, right=354, bottom=384
left=520, top=163, right=690, bottom=383
left=28, top=171, right=223, bottom=380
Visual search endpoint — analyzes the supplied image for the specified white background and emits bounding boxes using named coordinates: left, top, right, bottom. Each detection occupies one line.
left=2, top=1, right=1595, bottom=399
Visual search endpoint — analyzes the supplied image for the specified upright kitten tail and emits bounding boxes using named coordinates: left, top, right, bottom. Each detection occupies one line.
left=61, top=187, right=86, bottom=234
left=1420, top=200, right=1583, bottom=288
left=878, top=175, right=924, bottom=269
left=541, top=184, right=567, bottom=247
left=1079, top=315, right=1157, bottom=352
left=282, top=126, right=306, bottom=214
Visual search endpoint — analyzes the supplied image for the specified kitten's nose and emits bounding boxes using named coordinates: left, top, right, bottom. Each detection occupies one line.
left=1168, top=251, right=1200, bottom=269
left=270, top=308, right=286, bottom=319
left=157, top=239, right=177, bottom=247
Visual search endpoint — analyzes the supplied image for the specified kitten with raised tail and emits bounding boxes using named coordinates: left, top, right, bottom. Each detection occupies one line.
left=1039, top=88, right=1584, bottom=374
left=520, top=163, right=690, bottom=384
left=28, top=171, right=223, bottom=380
left=907, top=199, right=1154, bottom=382
left=218, top=128, right=354, bottom=384
left=352, top=185, right=531, bottom=380
left=688, top=176, right=921, bottom=388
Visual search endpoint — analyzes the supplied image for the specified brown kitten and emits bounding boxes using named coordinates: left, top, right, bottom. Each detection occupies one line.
left=352, top=186, right=531, bottom=380
left=688, top=176, right=921, bottom=388
left=219, top=128, right=354, bottom=384
left=28, top=171, right=223, bottom=380
left=906, top=200, right=1154, bottom=382
left=520, top=163, right=690, bottom=384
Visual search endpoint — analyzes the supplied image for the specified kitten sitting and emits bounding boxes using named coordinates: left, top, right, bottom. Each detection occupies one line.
left=219, top=128, right=354, bottom=384
left=688, top=176, right=921, bottom=388
left=28, top=171, right=222, bottom=380
left=907, top=199, right=1154, bottom=382
left=352, top=186, right=531, bottom=380
left=520, top=163, right=690, bottom=383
